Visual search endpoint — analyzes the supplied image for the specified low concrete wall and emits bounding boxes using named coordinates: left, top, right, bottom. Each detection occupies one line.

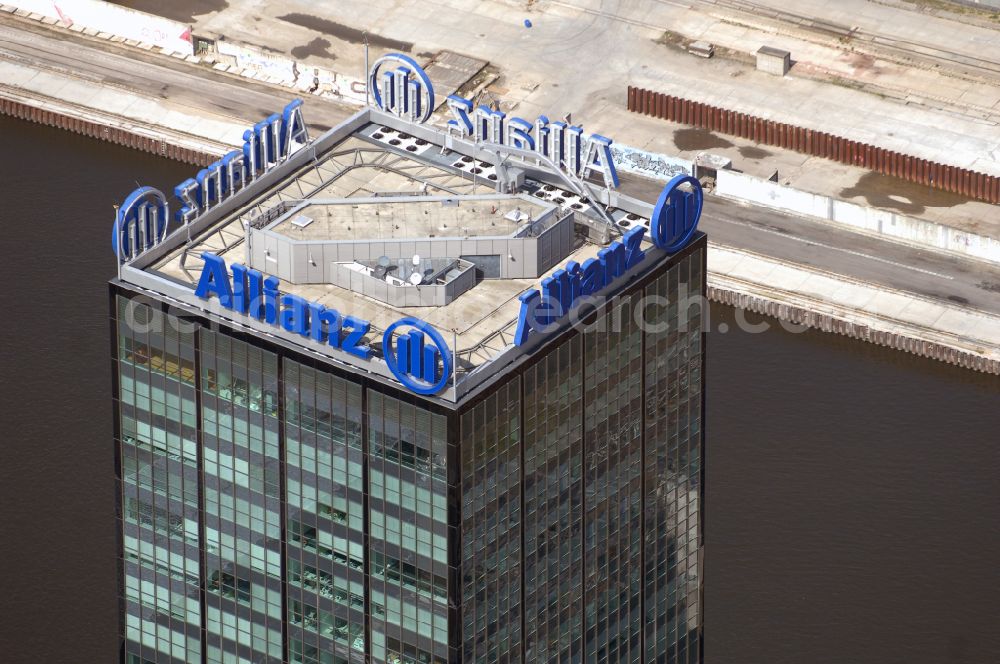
left=8, top=0, right=193, bottom=54
left=716, top=169, right=1000, bottom=264
left=250, top=209, right=574, bottom=284
left=329, top=261, right=475, bottom=308
left=610, top=144, right=693, bottom=180
left=214, top=40, right=366, bottom=104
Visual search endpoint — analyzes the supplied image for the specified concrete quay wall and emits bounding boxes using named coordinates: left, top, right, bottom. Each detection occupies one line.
left=707, top=245, right=1000, bottom=376
left=708, top=284, right=1000, bottom=375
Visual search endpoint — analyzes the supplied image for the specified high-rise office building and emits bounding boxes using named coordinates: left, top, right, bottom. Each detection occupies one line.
left=112, top=55, right=704, bottom=664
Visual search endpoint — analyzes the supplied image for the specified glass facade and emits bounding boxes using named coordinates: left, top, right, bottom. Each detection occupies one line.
left=117, top=297, right=201, bottom=664
left=367, top=390, right=450, bottom=664
left=113, top=236, right=705, bottom=664
left=582, top=293, right=644, bottom=664
left=454, top=240, right=706, bottom=664
left=284, top=360, right=365, bottom=664
left=458, top=377, right=522, bottom=663
left=642, top=249, right=704, bottom=664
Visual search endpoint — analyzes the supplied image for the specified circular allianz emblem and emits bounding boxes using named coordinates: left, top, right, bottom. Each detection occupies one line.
left=382, top=317, right=452, bottom=395
left=367, top=52, right=435, bottom=124
left=113, top=186, right=170, bottom=263
left=650, top=174, right=703, bottom=253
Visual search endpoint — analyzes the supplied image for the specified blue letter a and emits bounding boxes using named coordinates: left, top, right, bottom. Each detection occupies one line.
left=195, top=252, right=233, bottom=308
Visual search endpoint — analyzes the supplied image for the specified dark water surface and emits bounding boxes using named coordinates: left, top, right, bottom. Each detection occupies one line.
left=1, top=115, right=998, bottom=662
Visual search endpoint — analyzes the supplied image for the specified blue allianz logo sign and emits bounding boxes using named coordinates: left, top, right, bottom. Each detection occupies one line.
left=382, top=318, right=453, bottom=395
left=651, top=175, right=703, bottom=253
left=513, top=226, right=645, bottom=346
left=514, top=177, right=703, bottom=346
left=195, top=252, right=373, bottom=359
left=194, top=253, right=452, bottom=394
left=114, top=100, right=310, bottom=262
left=367, top=53, right=619, bottom=189
left=113, top=186, right=169, bottom=262
left=368, top=53, right=435, bottom=123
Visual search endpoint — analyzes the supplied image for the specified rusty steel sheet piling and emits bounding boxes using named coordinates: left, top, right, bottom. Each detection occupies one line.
left=626, top=87, right=1000, bottom=205
left=0, top=97, right=216, bottom=167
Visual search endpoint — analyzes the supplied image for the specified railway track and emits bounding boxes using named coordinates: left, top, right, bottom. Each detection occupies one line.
left=690, top=0, right=1000, bottom=81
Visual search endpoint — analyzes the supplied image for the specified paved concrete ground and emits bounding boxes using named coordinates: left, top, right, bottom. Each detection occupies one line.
left=600, top=106, right=1000, bottom=240
left=3, top=3, right=999, bottom=365
left=156, top=0, right=1000, bottom=176
left=113, top=0, right=1000, bottom=238
left=0, top=15, right=354, bottom=136
left=10, top=2, right=1000, bottom=242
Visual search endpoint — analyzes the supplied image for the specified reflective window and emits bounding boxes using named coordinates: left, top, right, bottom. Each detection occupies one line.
left=117, top=297, right=202, bottom=664
left=368, top=390, right=449, bottom=663
left=643, top=253, right=704, bottom=664
left=459, top=376, right=521, bottom=663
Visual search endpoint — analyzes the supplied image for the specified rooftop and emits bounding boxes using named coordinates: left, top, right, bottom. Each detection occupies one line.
left=120, top=106, right=692, bottom=404
left=267, top=196, right=554, bottom=242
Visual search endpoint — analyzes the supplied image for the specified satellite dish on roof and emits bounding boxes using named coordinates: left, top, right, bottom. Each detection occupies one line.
left=377, top=255, right=390, bottom=267
left=408, top=272, right=423, bottom=286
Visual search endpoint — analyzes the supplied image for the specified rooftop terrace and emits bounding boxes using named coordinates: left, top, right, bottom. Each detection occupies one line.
left=120, top=106, right=689, bottom=404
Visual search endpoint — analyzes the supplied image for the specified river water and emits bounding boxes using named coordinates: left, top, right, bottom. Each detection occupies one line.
left=1, top=115, right=998, bottom=663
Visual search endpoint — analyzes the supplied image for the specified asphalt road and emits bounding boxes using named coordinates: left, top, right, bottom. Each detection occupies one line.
left=3, top=15, right=999, bottom=318
left=703, top=196, right=1000, bottom=315
left=0, top=17, right=353, bottom=131
left=618, top=171, right=1000, bottom=316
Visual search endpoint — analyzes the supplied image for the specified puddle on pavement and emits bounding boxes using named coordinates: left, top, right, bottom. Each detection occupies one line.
left=292, top=37, right=335, bottom=60
left=279, top=14, right=414, bottom=52
left=738, top=145, right=772, bottom=159
left=674, top=127, right=733, bottom=151
left=839, top=171, right=967, bottom=216
left=108, top=0, right=228, bottom=23
left=978, top=281, right=1000, bottom=293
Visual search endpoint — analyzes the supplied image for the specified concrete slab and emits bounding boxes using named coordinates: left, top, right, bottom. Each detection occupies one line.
left=423, top=51, right=488, bottom=106
left=0, top=60, right=42, bottom=88
left=865, top=291, right=914, bottom=320
left=933, top=308, right=986, bottom=338
left=826, top=282, right=879, bottom=311
left=48, top=78, right=105, bottom=107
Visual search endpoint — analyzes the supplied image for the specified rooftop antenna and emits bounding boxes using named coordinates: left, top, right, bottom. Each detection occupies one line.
left=363, top=33, right=369, bottom=107
left=472, top=135, right=480, bottom=194
left=113, top=204, right=121, bottom=281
